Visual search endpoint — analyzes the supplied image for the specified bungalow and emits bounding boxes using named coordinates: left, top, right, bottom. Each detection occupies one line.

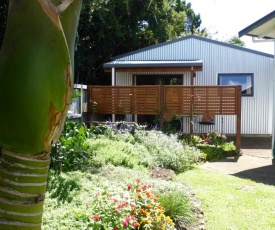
left=99, top=35, right=273, bottom=136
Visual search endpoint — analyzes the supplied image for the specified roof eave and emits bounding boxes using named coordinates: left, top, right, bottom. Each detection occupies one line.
left=103, top=62, right=203, bottom=69
left=239, top=10, right=275, bottom=38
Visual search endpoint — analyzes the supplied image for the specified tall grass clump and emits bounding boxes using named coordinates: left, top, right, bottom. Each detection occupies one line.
left=158, top=190, right=196, bottom=228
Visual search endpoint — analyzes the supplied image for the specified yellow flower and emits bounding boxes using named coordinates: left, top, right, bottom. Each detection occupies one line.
left=141, top=218, right=147, bottom=223
left=166, top=216, right=173, bottom=223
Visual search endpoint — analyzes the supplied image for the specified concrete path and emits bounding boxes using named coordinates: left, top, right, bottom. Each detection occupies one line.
left=200, top=137, right=275, bottom=186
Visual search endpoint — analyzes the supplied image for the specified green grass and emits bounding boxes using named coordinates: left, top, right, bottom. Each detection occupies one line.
left=179, top=167, right=275, bottom=230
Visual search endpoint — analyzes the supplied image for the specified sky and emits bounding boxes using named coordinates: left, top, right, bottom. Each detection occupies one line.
left=188, top=0, right=275, bottom=55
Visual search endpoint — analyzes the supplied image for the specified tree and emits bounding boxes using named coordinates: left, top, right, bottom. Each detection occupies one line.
left=0, top=0, right=8, bottom=47
left=227, top=35, right=245, bottom=47
left=0, top=0, right=82, bottom=229
left=75, top=0, right=203, bottom=84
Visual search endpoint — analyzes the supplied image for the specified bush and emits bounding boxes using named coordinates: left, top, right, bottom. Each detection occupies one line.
left=134, top=130, right=205, bottom=172
left=85, top=138, right=154, bottom=171
left=196, top=144, right=224, bottom=162
left=51, top=122, right=205, bottom=173
left=180, top=132, right=237, bottom=162
left=50, top=121, right=92, bottom=172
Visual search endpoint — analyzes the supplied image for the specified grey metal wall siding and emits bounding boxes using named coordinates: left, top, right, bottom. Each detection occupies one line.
left=115, top=37, right=274, bottom=135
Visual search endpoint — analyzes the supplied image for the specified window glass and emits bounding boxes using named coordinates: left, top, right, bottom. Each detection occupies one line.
left=218, top=73, right=254, bottom=96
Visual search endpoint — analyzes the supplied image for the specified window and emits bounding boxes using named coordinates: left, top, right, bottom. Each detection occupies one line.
left=218, top=73, right=254, bottom=96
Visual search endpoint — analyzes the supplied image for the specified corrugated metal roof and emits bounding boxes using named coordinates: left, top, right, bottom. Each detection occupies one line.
left=239, top=10, right=275, bottom=39
left=110, top=35, right=274, bottom=60
left=103, top=60, right=203, bottom=68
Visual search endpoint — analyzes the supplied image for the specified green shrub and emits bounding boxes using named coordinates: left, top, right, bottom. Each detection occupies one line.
left=207, top=130, right=227, bottom=146
left=180, top=134, right=203, bottom=146
left=47, top=171, right=82, bottom=203
left=134, top=130, right=205, bottom=173
left=222, top=141, right=236, bottom=152
left=50, top=121, right=91, bottom=172
left=51, top=122, right=205, bottom=173
left=196, top=144, right=224, bottom=161
left=85, top=138, right=154, bottom=171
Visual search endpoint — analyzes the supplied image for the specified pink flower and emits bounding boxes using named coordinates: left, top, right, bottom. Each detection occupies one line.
left=142, top=185, right=147, bottom=190
left=127, top=185, right=133, bottom=190
left=113, top=198, right=118, bottom=203
left=131, top=202, right=136, bottom=208
left=122, top=219, right=128, bottom=226
left=92, top=215, right=100, bottom=221
left=136, top=179, right=141, bottom=184
left=123, top=201, right=129, bottom=206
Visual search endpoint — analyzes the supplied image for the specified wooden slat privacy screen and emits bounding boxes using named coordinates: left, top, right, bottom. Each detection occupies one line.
left=89, top=86, right=160, bottom=115
left=164, top=86, right=240, bottom=115
left=88, top=85, right=241, bottom=153
left=89, top=85, right=241, bottom=116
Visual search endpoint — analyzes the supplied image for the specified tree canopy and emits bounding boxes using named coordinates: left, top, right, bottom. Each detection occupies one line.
left=75, top=0, right=204, bottom=84
left=227, top=35, right=245, bottom=47
left=0, top=0, right=8, bottom=46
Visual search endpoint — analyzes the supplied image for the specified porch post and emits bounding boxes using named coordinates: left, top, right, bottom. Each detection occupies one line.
left=133, top=75, right=138, bottom=123
left=236, top=85, right=242, bottom=154
left=190, top=68, right=194, bottom=135
left=273, top=40, right=275, bottom=165
left=160, top=85, right=164, bottom=129
left=112, top=68, right=116, bottom=122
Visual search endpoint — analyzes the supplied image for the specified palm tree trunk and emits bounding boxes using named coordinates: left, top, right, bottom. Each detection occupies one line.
left=0, top=150, right=50, bottom=229
left=0, top=0, right=82, bottom=228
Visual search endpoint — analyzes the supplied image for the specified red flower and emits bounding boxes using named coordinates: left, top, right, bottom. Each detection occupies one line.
left=92, top=215, right=100, bottom=221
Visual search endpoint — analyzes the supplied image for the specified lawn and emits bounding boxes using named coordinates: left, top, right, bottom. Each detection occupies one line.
left=179, top=168, right=275, bottom=230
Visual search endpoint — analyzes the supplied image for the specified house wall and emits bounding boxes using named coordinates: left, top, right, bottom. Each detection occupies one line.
left=67, top=84, right=88, bottom=123
left=114, top=37, right=274, bottom=135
